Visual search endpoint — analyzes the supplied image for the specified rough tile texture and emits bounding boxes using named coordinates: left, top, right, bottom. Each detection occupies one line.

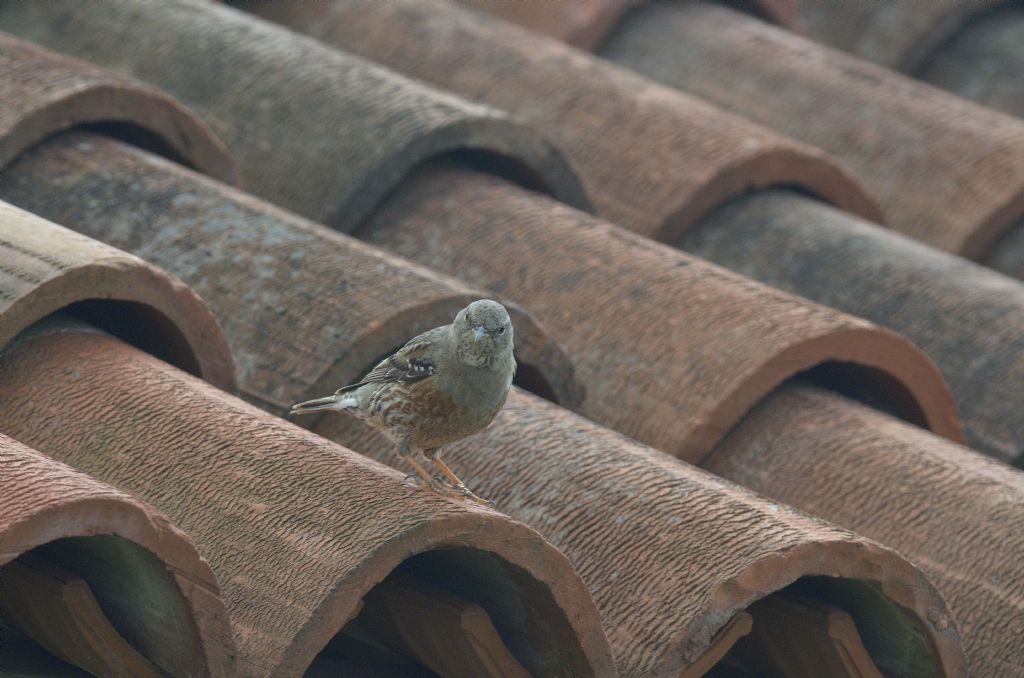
left=0, top=32, right=235, bottom=184
left=323, top=389, right=963, bottom=677
left=0, top=432, right=235, bottom=677
left=0, top=0, right=588, bottom=230
left=0, top=135, right=964, bottom=675
left=706, top=383, right=1024, bottom=678
left=681, top=190, right=1024, bottom=465
left=0, top=199, right=234, bottom=391
left=799, top=0, right=1005, bottom=72
left=916, top=4, right=1024, bottom=119
left=0, top=329, right=614, bottom=677
left=451, top=0, right=798, bottom=49
left=2, top=135, right=961, bottom=461
left=357, top=165, right=962, bottom=459
left=598, top=2, right=1024, bottom=259
left=982, top=216, right=1024, bottom=281
left=246, top=0, right=882, bottom=241
left=0, top=133, right=583, bottom=413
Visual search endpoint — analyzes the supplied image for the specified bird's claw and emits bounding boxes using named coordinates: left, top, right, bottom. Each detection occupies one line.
left=404, top=473, right=451, bottom=496
left=452, top=482, right=496, bottom=508
left=417, top=474, right=495, bottom=508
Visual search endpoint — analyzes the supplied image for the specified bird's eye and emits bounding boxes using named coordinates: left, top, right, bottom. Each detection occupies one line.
left=498, top=326, right=506, bottom=334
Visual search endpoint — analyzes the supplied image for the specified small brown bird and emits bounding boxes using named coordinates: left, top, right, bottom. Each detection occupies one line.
left=291, top=300, right=515, bottom=506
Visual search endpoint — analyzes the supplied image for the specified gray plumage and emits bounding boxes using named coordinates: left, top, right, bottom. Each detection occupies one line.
left=291, top=299, right=516, bottom=505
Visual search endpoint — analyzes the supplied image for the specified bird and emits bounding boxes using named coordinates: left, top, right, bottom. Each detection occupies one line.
left=291, top=299, right=516, bottom=507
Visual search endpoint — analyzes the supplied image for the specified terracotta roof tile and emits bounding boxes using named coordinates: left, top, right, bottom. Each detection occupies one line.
left=915, top=4, right=1024, bottom=119
left=0, top=32, right=235, bottom=186
left=0, top=199, right=234, bottom=391
left=0, top=431, right=235, bottom=676
left=247, top=0, right=883, bottom=238
left=2, top=0, right=1023, bottom=674
left=0, top=325, right=614, bottom=676
left=239, top=0, right=1024, bottom=465
left=0, top=135, right=960, bottom=461
left=683, top=190, right=1024, bottom=464
left=0, top=133, right=582, bottom=413
left=595, top=2, right=1024, bottom=259
left=326, top=387, right=965, bottom=676
left=452, top=0, right=799, bottom=49
left=707, top=383, right=1024, bottom=677
left=798, top=0, right=1006, bottom=73
left=0, top=125, right=967, bottom=676
left=357, top=165, right=961, bottom=455
left=0, top=0, right=586, bottom=231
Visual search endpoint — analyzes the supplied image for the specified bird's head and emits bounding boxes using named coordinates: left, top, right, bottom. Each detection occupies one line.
left=452, top=299, right=514, bottom=367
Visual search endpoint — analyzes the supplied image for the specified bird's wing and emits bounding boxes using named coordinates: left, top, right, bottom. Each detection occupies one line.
left=335, top=326, right=444, bottom=394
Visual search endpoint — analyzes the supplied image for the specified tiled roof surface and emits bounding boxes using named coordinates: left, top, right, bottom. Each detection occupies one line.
left=239, top=0, right=1024, bottom=462
left=261, top=0, right=883, bottom=239
left=0, top=33, right=236, bottom=186
left=596, top=2, right=1024, bottom=258
left=0, top=323, right=613, bottom=676
left=0, top=430, right=234, bottom=676
left=0, top=0, right=1021, bottom=675
left=0, top=133, right=582, bottom=414
left=0, top=132, right=964, bottom=676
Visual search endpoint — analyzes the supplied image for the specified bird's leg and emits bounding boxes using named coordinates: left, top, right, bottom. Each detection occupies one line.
left=424, top=448, right=495, bottom=508
left=399, top=439, right=442, bottom=487
left=400, top=440, right=464, bottom=499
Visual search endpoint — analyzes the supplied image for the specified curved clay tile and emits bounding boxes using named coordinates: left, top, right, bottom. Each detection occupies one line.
left=0, top=136, right=961, bottom=463
left=916, top=4, right=1024, bottom=119
left=321, top=390, right=965, bottom=677
left=798, top=0, right=1006, bottom=72
left=597, top=2, right=1024, bottom=259
left=0, top=326, right=615, bottom=677
left=0, top=432, right=235, bottom=676
left=706, top=383, right=1024, bottom=677
left=0, top=0, right=587, bottom=230
left=356, top=165, right=963, bottom=457
left=0, top=199, right=235, bottom=392
left=0, top=33, right=235, bottom=185
left=982, top=216, right=1024, bottom=281
left=448, top=0, right=798, bottom=49
left=681, top=191, right=1024, bottom=465
left=241, top=0, right=883, bottom=240
left=0, top=133, right=582, bottom=410
left=0, top=133, right=967, bottom=675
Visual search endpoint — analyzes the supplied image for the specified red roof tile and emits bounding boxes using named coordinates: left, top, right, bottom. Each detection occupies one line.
left=3, top=0, right=1023, bottom=674
left=0, top=32, right=235, bottom=186
left=707, top=383, right=1024, bottom=676
left=0, top=94, right=966, bottom=678
left=0, top=133, right=582, bottom=412
left=237, top=0, right=1024, bottom=465
left=596, top=2, right=1024, bottom=259
left=684, top=190, right=1024, bottom=464
left=0, top=0, right=586, bottom=231
left=359, top=165, right=961, bottom=455
left=799, top=0, right=1006, bottom=72
left=328, top=387, right=965, bottom=676
left=0, top=431, right=236, bottom=676
left=250, top=0, right=883, bottom=239
left=915, top=4, right=1024, bottom=119
left=451, top=0, right=799, bottom=49
left=0, top=324, right=614, bottom=676
left=0, top=199, right=234, bottom=391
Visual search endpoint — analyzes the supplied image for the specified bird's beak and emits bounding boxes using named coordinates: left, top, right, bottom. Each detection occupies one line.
left=473, top=326, right=487, bottom=342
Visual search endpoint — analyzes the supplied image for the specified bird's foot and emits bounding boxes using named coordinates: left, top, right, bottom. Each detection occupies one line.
left=406, top=473, right=495, bottom=507
left=451, top=482, right=496, bottom=509
left=429, top=474, right=495, bottom=507
left=404, top=473, right=452, bottom=496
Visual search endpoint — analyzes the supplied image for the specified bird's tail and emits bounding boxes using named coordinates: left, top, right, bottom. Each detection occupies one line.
left=290, top=393, right=358, bottom=416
